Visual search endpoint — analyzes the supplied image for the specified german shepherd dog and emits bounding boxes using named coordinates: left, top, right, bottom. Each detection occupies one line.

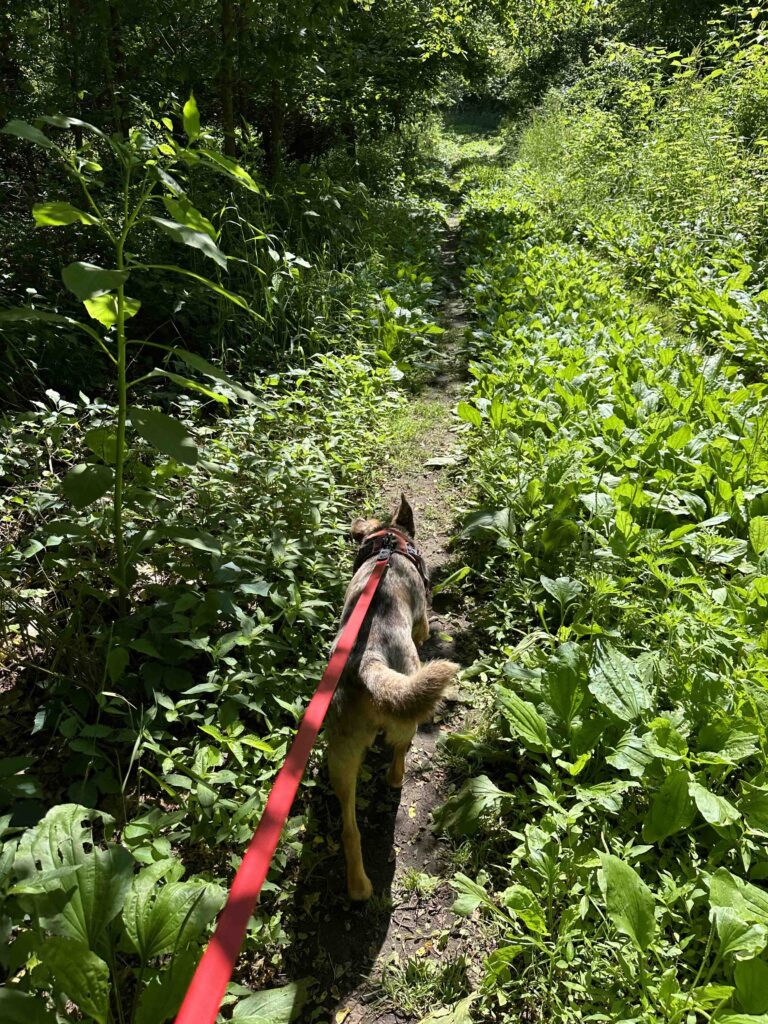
left=326, top=495, right=459, bottom=900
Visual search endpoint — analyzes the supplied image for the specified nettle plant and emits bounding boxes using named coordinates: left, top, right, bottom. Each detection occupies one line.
left=0, top=99, right=260, bottom=613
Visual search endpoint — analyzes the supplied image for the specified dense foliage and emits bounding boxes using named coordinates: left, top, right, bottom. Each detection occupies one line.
left=4, top=1, right=768, bottom=1022
left=437, top=6, right=768, bottom=1022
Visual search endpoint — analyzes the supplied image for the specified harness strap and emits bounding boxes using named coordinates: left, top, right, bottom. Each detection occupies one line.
left=354, top=526, right=430, bottom=595
left=175, top=549, right=392, bottom=1024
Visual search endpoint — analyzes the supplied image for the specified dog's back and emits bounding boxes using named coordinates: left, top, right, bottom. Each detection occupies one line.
left=325, top=496, right=458, bottom=900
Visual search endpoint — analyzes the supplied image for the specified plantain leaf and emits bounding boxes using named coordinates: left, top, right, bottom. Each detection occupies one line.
left=713, top=907, right=768, bottom=960
left=689, top=781, right=741, bottom=827
left=734, top=958, right=768, bottom=1014
left=14, top=804, right=134, bottom=950
left=123, top=863, right=224, bottom=959
left=433, top=775, right=508, bottom=836
left=37, top=937, right=109, bottom=1024
left=456, top=400, right=482, bottom=427
left=232, top=979, right=310, bottom=1023
left=496, top=685, right=551, bottom=753
left=749, top=516, right=768, bottom=556
left=545, top=641, right=587, bottom=727
left=0, top=989, right=56, bottom=1024
left=588, top=642, right=652, bottom=721
left=598, top=852, right=656, bottom=952
left=134, top=949, right=198, bottom=1024
left=643, top=768, right=695, bottom=842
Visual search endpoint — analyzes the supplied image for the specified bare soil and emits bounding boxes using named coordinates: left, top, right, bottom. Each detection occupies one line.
left=284, top=214, right=480, bottom=1024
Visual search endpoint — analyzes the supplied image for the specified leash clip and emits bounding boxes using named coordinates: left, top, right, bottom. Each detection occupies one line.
left=377, top=532, right=397, bottom=560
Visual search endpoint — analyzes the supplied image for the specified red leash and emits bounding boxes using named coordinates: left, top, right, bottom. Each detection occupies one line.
left=175, top=549, right=391, bottom=1024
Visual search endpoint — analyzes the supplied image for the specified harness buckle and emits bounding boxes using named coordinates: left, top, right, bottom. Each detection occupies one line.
left=377, top=531, right=397, bottom=560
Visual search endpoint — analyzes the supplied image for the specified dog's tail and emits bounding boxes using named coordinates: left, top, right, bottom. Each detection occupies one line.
left=360, top=659, right=459, bottom=720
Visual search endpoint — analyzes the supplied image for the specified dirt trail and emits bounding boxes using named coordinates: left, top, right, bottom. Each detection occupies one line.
left=287, top=214, right=476, bottom=1024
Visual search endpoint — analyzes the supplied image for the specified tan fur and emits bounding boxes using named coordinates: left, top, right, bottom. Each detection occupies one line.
left=326, top=495, right=459, bottom=901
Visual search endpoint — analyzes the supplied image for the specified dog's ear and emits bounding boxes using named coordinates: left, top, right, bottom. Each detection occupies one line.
left=351, top=517, right=381, bottom=544
left=393, top=493, right=415, bottom=537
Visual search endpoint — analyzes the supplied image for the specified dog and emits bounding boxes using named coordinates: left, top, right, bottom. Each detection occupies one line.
left=325, top=494, right=459, bottom=900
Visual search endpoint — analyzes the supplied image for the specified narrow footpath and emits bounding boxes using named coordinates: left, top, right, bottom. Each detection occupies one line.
left=287, top=210, right=480, bottom=1024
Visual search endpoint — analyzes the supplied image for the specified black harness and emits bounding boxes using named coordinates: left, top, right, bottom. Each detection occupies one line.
left=353, top=527, right=431, bottom=596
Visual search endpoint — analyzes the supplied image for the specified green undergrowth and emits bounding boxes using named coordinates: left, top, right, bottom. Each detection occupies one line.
left=0, top=111, right=451, bottom=1022
left=434, top=15, right=768, bottom=1024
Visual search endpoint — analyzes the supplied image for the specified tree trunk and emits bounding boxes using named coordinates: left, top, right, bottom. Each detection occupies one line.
left=66, top=0, right=84, bottom=146
left=264, top=77, right=284, bottom=182
left=220, top=0, right=236, bottom=156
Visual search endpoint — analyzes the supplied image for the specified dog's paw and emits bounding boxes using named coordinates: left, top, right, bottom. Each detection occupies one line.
left=348, top=873, right=373, bottom=901
left=386, top=766, right=405, bottom=789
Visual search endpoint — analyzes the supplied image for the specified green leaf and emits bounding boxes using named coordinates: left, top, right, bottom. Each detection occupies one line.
left=607, top=730, right=655, bottom=779
left=667, top=423, right=692, bottom=449
left=643, top=768, right=695, bottom=842
left=598, top=852, right=656, bottom=952
left=182, top=94, right=200, bottom=143
left=540, top=575, right=583, bottom=608
left=644, top=717, right=688, bottom=761
left=456, top=401, right=482, bottom=428
left=1, top=119, right=55, bottom=149
left=495, top=685, right=551, bottom=753
left=172, top=349, right=256, bottom=403
left=501, top=884, right=548, bottom=934
left=149, top=216, right=227, bottom=270
left=62, top=262, right=129, bottom=301
left=14, top=805, right=134, bottom=949
left=750, top=517, right=768, bottom=556
left=689, top=781, right=741, bottom=827
left=162, top=197, right=216, bottom=239
left=129, top=407, right=198, bottom=466
left=431, top=565, right=471, bottom=596
left=0, top=307, right=105, bottom=344
left=0, top=989, right=56, bottom=1024
left=37, top=937, right=109, bottom=1024
left=149, top=369, right=229, bottom=405
left=38, top=114, right=106, bottom=138
left=710, top=868, right=768, bottom=925
left=450, top=873, right=489, bottom=917
left=713, top=907, right=768, bottom=960
left=588, top=643, right=652, bottom=721
left=134, top=950, right=199, bottom=1024
left=32, top=201, right=98, bottom=227
left=123, top=865, right=224, bottom=959
left=62, top=464, right=114, bottom=509
left=734, top=959, right=768, bottom=1014
left=433, top=775, right=508, bottom=836
left=741, top=785, right=768, bottom=832
left=417, top=994, right=477, bottom=1024
left=232, top=979, right=310, bottom=1023
left=84, top=293, right=141, bottom=327
left=545, top=642, right=587, bottom=728
left=84, top=427, right=119, bottom=464
left=136, top=264, right=262, bottom=318
left=196, top=148, right=260, bottom=192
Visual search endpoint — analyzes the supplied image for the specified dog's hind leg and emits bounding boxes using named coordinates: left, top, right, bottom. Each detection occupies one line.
left=328, top=736, right=372, bottom=901
left=385, top=722, right=417, bottom=789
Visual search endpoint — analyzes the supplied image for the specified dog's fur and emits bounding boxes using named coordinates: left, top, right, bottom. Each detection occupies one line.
left=325, top=495, right=459, bottom=900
